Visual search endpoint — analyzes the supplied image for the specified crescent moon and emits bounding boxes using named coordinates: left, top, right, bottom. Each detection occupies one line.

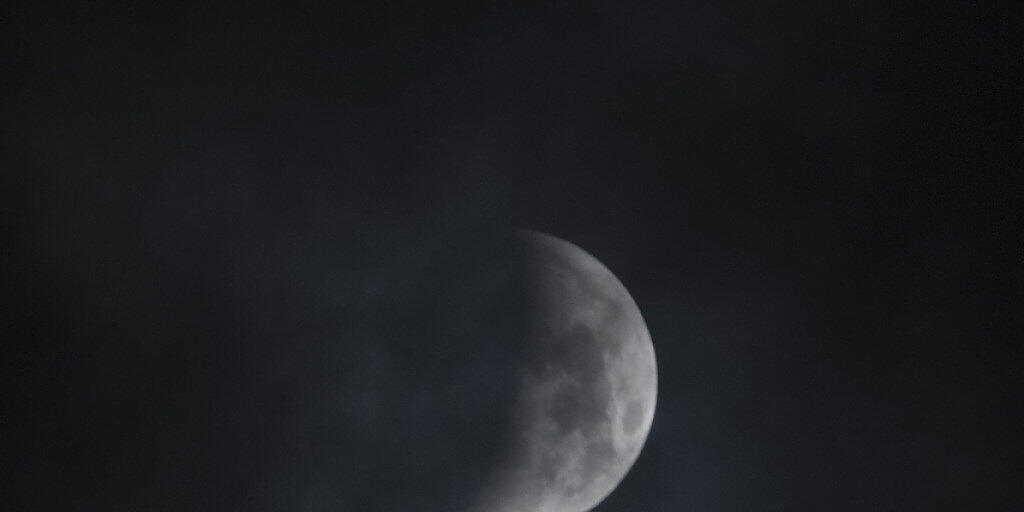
left=471, top=230, right=657, bottom=512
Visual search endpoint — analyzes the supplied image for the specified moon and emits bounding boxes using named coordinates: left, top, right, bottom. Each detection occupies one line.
left=469, top=230, right=658, bottom=512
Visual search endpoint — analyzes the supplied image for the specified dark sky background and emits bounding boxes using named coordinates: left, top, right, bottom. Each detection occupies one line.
left=4, top=1, right=1022, bottom=510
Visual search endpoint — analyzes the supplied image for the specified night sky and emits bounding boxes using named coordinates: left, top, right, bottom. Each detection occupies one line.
left=5, top=1, right=1022, bottom=510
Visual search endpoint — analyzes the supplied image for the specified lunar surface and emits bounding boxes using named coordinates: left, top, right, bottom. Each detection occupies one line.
left=470, top=231, right=658, bottom=512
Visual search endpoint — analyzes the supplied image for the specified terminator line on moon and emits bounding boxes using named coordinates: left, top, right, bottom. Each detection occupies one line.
left=470, top=231, right=657, bottom=512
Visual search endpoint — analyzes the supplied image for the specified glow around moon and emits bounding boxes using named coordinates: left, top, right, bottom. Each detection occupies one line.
left=471, top=230, right=657, bottom=512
